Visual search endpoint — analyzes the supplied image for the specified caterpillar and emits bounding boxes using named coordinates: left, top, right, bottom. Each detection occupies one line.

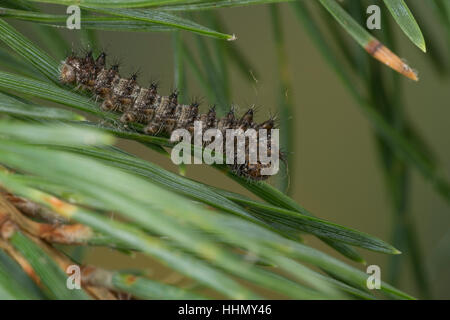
left=60, top=51, right=282, bottom=180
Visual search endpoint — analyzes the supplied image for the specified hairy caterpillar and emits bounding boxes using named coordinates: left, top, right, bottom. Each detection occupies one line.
left=60, top=51, right=282, bottom=180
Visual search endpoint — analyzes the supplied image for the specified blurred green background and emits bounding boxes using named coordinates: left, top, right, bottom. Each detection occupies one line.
left=12, top=1, right=450, bottom=299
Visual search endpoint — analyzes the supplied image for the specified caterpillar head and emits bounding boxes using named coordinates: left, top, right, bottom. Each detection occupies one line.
left=60, top=56, right=81, bottom=84
left=60, top=52, right=106, bottom=85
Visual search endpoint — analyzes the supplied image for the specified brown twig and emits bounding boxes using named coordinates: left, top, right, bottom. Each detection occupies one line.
left=2, top=191, right=68, bottom=224
left=0, top=192, right=94, bottom=245
left=0, top=192, right=117, bottom=299
left=0, top=235, right=40, bottom=285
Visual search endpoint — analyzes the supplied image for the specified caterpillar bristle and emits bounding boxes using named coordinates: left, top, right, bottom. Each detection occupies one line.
left=190, top=101, right=200, bottom=108
left=96, top=52, right=106, bottom=68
